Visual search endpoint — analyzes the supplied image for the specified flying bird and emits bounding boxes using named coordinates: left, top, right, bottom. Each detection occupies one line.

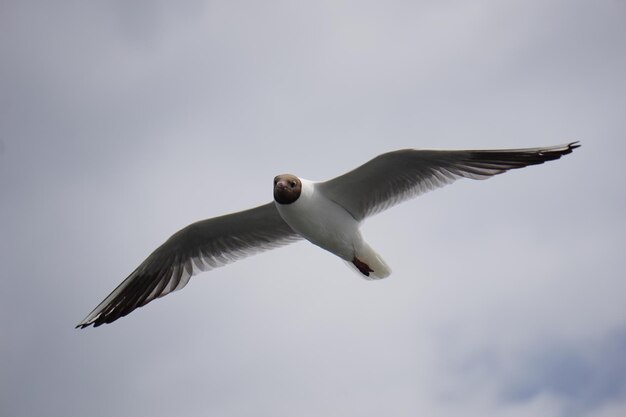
left=77, top=142, right=579, bottom=328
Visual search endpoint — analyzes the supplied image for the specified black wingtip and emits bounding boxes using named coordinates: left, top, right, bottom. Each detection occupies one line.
left=538, top=141, right=580, bottom=160
left=568, top=141, right=581, bottom=150
left=76, top=321, right=105, bottom=329
left=560, top=141, right=581, bottom=157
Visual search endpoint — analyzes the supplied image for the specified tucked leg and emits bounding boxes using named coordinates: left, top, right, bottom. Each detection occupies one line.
left=352, top=256, right=374, bottom=277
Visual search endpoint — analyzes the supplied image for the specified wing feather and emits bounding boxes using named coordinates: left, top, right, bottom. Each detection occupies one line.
left=77, top=202, right=300, bottom=328
left=317, top=142, right=579, bottom=220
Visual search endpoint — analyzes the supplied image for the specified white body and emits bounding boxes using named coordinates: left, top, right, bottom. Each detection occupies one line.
left=275, top=179, right=391, bottom=279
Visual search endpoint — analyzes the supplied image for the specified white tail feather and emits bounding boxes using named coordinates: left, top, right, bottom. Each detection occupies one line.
left=346, top=243, right=391, bottom=280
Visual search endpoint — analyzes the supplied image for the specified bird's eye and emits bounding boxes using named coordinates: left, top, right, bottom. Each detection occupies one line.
left=290, top=181, right=296, bottom=187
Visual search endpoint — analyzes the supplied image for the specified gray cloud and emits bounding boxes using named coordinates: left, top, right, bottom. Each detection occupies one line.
left=501, top=330, right=626, bottom=415
left=1, top=1, right=625, bottom=416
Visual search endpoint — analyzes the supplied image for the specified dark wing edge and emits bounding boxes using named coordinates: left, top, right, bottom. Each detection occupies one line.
left=76, top=202, right=300, bottom=328
left=317, top=142, right=580, bottom=220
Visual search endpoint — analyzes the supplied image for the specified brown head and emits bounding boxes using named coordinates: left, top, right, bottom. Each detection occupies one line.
left=273, top=174, right=302, bottom=205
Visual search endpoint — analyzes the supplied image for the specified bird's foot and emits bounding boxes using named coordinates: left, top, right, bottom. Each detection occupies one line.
left=352, top=257, right=374, bottom=277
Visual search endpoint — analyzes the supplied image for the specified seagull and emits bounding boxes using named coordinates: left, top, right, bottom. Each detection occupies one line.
left=77, top=142, right=579, bottom=328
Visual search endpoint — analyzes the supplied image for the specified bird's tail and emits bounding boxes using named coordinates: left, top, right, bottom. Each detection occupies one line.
left=346, top=243, right=391, bottom=280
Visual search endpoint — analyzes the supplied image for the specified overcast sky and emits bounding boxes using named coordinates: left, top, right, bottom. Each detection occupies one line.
left=1, top=1, right=625, bottom=416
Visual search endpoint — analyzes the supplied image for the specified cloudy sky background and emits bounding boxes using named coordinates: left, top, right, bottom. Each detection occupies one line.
left=1, top=1, right=625, bottom=416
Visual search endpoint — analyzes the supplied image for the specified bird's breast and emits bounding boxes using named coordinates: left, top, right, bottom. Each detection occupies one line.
left=275, top=184, right=361, bottom=260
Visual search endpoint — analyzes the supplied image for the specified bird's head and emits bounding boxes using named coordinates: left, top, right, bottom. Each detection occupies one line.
left=273, top=174, right=302, bottom=204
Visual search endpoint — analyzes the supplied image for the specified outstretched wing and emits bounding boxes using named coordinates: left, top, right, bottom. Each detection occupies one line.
left=317, top=142, right=579, bottom=221
left=77, top=202, right=300, bottom=328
